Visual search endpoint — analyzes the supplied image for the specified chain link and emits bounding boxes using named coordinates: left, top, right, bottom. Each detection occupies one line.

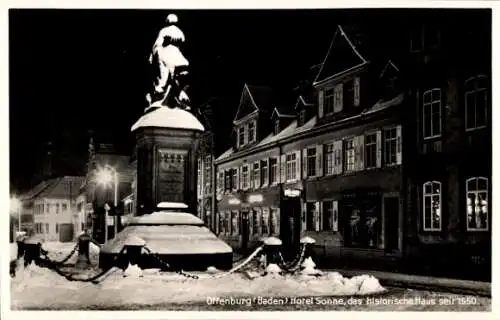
left=279, top=245, right=306, bottom=273
left=143, top=246, right=199, bottom=279
left=48, top=243, right=79, bottom=266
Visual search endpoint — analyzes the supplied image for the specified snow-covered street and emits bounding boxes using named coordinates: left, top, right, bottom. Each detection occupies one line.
left=9, top=242, right=491, bottom=311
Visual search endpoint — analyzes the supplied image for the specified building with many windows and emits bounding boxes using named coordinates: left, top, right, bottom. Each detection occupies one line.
left=214, top=14, right=490, bottom=280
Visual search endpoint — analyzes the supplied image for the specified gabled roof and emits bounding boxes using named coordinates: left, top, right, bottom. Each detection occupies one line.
left=313, top=25, right=368, bottom=85
left=379, top=60, right=400, bottom=79
left=271, top=106, right=295, bottom=119
left=36, top=176, right=86, bottom=199
left=294, top=95, right=314, bottom=110
left=233, top=84, right=274, bottom=123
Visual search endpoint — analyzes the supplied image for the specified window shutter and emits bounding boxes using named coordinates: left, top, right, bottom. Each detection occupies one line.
left=353, top=136, right=359, bottom=171
left=302, top=202, right=307, bottom=232
left=244, top=124, right=248, bottom=145
left=396, top=125, right=402, bottom=165
left=318, top=90, right=324, bottom=118
left=255, top=161, right=261, bottom=188
left=280, top=154, right=286, bottom=183
left=249, top=164, right=254, bottom=189
left=332, top=200, right=338, bottom=232
left=236, top=128, right=240, bottom=149
left=314, top=202, right=320, bottom=231
left=376, top=130, right=382, bottom=168
left=235, top=167, right=240, bottom=190
left=334, top=140, right=343, bottom=174
left=316, top=144, right=323, bottom=177
left=358, top=135, right=365, bottom=171
left=295, top=150, right=301, bottom=181
left=302, top=148, right=308, bottom=179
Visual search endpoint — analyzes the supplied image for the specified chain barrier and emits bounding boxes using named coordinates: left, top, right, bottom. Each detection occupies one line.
left=202, top=245, right=264, bottom=279
left=48, top=243, right=79, bottom=266
left=278, top=245, right=306, bottom=273
left=143, top=246, right=200, bottom=279
left=36, top=246, right=126, bottom=284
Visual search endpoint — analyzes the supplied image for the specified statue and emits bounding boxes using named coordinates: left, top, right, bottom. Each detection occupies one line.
left=146, top=14, right=191, bottom=111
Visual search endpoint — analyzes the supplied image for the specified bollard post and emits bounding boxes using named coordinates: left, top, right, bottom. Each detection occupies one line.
left=23, top=236, right=43, bottom=267
left=263, top=236, right=282, bottom=267
left=124, top=235, right=146, bottom=269
left=75, top=232, right=92, bottom=269
left=300, top=236, right=316, bottom=260
left=16, top=232, right=27, bottom=259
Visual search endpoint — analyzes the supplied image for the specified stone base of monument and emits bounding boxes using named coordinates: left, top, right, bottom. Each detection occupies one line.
left=98, top=209, right=233, bottom=271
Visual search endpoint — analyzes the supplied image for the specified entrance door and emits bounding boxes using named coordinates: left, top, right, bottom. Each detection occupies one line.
left=281, top=197, right=301, bottom=259
left=384, top=197, right=400, bottom=252
left=240, top=211, right=250, bottom=252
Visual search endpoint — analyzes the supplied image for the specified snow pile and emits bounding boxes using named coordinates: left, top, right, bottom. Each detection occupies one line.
left=300, top=257, right=322, bottom=276
left=122, top=263, right=143, bottom=278
left=266, top=264, right=282, bottom=274
left=206, top=266, right=219, bottom=274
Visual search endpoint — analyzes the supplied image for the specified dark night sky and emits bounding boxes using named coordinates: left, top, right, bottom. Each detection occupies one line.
left=9, top=9, right=489, bottom=192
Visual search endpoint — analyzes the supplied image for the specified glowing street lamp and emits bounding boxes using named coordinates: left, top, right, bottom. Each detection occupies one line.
left=10, top=196, right=21, bottom=232
left=95, top=165, right=119, bottom=242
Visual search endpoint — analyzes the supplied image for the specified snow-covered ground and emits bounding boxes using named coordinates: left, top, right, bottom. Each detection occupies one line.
left=9, top=241, right=491, bottom=311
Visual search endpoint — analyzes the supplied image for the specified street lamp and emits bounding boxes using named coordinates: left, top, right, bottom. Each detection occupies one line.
left=95, top=165, right=119, bottom=242
left=10, top=197, right=21, bottom=232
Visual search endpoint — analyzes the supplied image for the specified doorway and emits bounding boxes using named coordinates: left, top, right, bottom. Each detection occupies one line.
left=240, top=211, right=250, bottom=253
left=383, top=196, right=400, bottom=252
left=280, top=196, right=302, bottom=259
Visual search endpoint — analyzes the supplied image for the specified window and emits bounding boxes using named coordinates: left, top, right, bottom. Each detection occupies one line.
left=231, top=211, right=239, bottom=235
left=305, top=203, right=317, bottom=231
left=205, top=156, right=212, bottom=194
left=299, top=109, right=306, bottom=125
left=286, top=153, right=297, bottom=181
left=248, top=121, right=255, bottom=143
left=197, top=158, right=202, bottom=196
left=344, top=139, right=355, bottom=172
left=238, top=126, right=245, bottom=146
left=261, top=160, right=269, bottom=186
left=383, top=128, right=398, bottom=166
left=224, top=170, right=231, bottom=192
left=46, top=223, right=49, bottom=233
left=423, top=89, right=442, bottom=139
left=322, top=201, right=333, bottom=231
left=423, top=181, right=442, bottom=231
left=253, top=162, right=260, bottom=188
left=252, top=209, right=261, bottom=236
left=242, top=166, right=249, bottom=189
left=324, top=88, right=334, bottom=114
left=270, top=208, right=279, bottom=234
left=56, top=203, right=60, bottom=214
left=354, top=77, right=360, bottom=107
left=274, top=120, right=280, bottom=135
left=56, top=223, right=59, bottom=233
left=325, top=143, right=334, bottom=175
left=465, top=75, right=488, bottom=130
left=365, top=133, right=377, bottom=168
left=466, top=177, right=488, bottom=231
left=231, top=169, right=238, bottom=191
left=270, top=158, right=278, bottom=184
left=334, top=83, right=343, bottom=113
left=45, top=204, right=49, bottom=213
left=261, top=208, right=270, bottom=235
left=307, top=147, right=317, bottom=177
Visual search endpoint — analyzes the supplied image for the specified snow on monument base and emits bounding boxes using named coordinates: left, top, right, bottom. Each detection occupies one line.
left=99, top=210, right=233, bottom=271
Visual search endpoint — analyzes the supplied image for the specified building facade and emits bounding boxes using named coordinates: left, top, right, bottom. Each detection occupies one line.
left=32, top=176, right=86, bottom=242
left=214, top=17, right=491, bottom=279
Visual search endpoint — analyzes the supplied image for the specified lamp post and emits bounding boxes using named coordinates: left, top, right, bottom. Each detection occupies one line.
left=96, top=165, right=119, bottom=242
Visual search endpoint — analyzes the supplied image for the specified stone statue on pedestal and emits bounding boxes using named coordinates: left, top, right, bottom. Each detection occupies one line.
left=147, top=14, right=191, bottom=111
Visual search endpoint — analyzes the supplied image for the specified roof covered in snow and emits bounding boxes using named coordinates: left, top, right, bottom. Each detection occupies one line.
left=23, top=176, right=85, bottom=201
left=131, top=106, right=204, bottom=132
left=314, top=25, right=368, bottom=85
left=129, top=211, right=205, bottom=226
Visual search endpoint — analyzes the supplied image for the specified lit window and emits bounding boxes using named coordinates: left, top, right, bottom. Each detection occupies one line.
left=253, top=162, right=260, bottom=188
left=465, top=75, right=488, bottom=131
left=242, top=166, right=249, bottom=189
left=261, top=208, right=270, bottom=235
left=466, top=177, right=488, bottom=231
left=231, top=211, right=239, bottom=236
left=252, top=209, right=261, bottom=236
left=423, top=88, right=442, bottom=139
left=423, top=181, right=442, bottom=231
left=286, top=153, right=297, bottom=181
left=231, top=168, right=238, bottom=191
left=270, top=208, right=279, bottom=234
left=344, top=139, right=355, bottom=172
left=325, top=143, right=334, bottom=175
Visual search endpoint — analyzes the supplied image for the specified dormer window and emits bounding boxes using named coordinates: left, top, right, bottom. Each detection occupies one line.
left=299, top=109, right=306, bottom=126
left=248, top=121, right=255, bottom=143
left=238, top=126, right=245, bottom=146
left=324, top=88, right=334, bottom=114
left=334, top=83, right=343, bottom=112
left=274, top=119, right=280, bottom=135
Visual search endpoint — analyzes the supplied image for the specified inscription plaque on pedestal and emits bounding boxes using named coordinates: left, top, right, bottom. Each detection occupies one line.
left=156, top=148, right=187, bottom=204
